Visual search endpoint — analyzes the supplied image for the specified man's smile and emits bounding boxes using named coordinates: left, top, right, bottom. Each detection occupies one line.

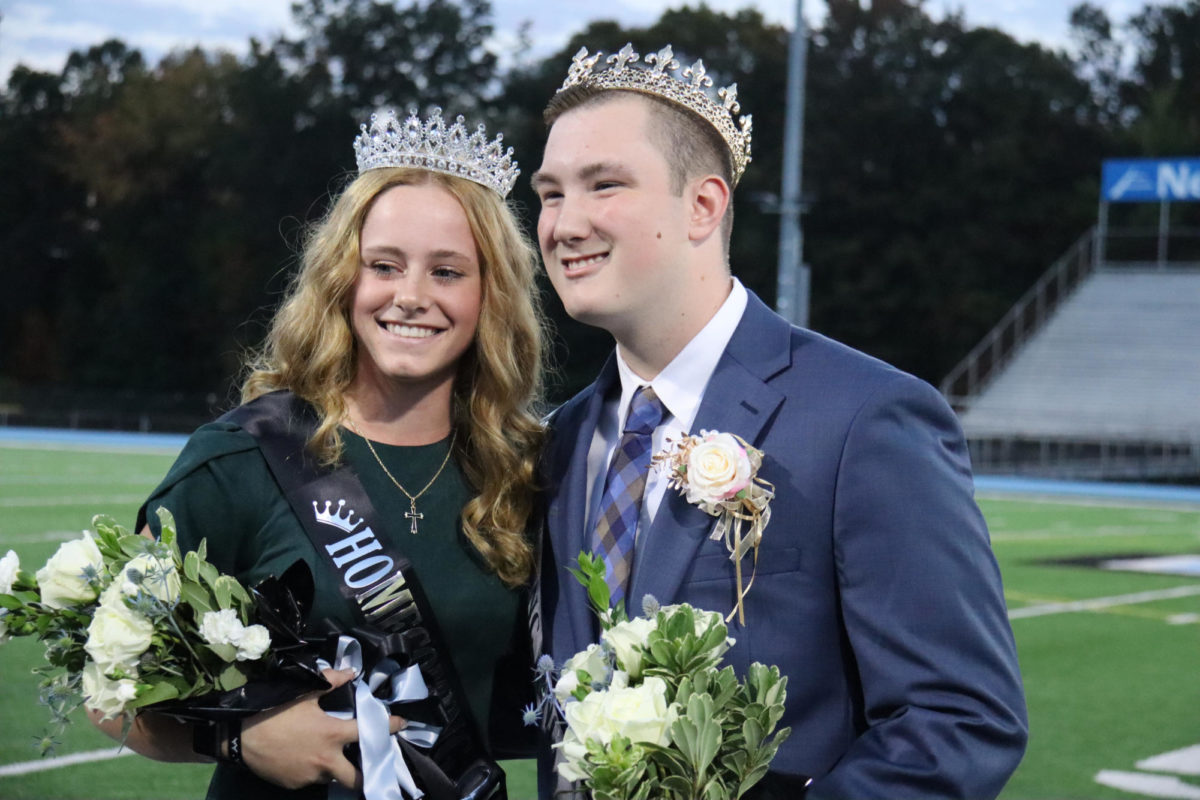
left=561, top=252, right=609, bottom=273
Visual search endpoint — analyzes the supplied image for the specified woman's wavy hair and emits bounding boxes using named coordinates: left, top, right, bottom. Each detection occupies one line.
left=242, top=167, right=546, bottom=586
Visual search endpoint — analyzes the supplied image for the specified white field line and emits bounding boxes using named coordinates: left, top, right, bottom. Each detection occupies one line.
left=0, top=495, right=147, bottom=508
left=1009, top=585, right=1200, bottom=619
left=1141, top=744, right=1200, bottom=775
left=0, top=747, right=132, bottom=777
left=978, top=492, right=1200, bottom=512
left=1095, top=770, right=1200, bottom=799
left=991, top=526, right=1199, bottom=542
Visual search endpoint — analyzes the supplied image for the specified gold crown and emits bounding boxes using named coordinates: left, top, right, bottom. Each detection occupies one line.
left=556, top=43, right=752, bottom=185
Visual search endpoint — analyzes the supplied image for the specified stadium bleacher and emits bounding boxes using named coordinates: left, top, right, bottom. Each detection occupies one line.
left=949, top=265, right=1200, bottom=479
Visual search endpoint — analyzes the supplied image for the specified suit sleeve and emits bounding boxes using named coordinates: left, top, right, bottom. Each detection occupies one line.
left=807, top=374, right=1028, bottom=800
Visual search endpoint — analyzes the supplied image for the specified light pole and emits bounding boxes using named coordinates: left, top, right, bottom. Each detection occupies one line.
left=775, top=0, right=809, bottom=327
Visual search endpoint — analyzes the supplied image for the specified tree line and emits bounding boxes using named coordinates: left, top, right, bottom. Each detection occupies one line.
left=2, top=0, right=1197, bottom=417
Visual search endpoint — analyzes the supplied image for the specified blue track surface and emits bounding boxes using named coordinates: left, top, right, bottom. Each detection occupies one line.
left=0, top=427, right=189, bottom=451
left=974, top=475, right=1200, bottom=505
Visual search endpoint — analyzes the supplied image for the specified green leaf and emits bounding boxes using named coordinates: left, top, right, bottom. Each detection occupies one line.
left=182, top=551, right=201, bottom=583
left=217, top=664, right=248, bottom=691
left=743, top=717, right=765, bottom=751
left=127, top=681, right=180, bottom=709
left=685, top=693, right=721, bottom=777
left=225, top=578, right=252, bottom=608
left=738, top=765, right=771, bottom=798
left=154, top=506, right=177, bottom=549
left=660, top=775, right=694, bottom=797
left=198, top=560, right=220, bottom=589
left=210, top=641, right=240, bottom=663
left=117, top=535, right=147, bottom=559
left=212, top=575, right=234, bottom=610
left=179, top=581, right=213, bottom=617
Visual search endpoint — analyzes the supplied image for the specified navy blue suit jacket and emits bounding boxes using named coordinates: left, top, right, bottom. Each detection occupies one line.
left=538, top=291, right=1028, bottom=799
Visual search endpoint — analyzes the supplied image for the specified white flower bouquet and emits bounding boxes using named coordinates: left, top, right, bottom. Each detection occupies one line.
left=0, top=508, right=277, bottom=752
left=526, top=553, right=792, bottom=800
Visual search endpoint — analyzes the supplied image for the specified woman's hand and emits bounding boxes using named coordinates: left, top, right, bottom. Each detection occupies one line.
left=240, top=667, right=406, bottom=790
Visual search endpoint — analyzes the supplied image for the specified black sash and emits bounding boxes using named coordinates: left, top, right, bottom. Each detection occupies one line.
left=222, top=390, right=503, bottom=800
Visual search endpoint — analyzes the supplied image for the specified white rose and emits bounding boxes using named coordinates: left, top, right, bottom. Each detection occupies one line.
left=555, top=728, right=591, bottom=783
left=602, top=674, right=676, bottom=746
left=555, top=674, right=676, bottom=781
left=35, top=533, right=105, bottom=609
left=85, top=591, right=154, bottom=673
left=81, top=660, right=139, bottom=720
left=0, top=549, right=19, bottom=594
left=234, top=624, right=270, bottom=661
left=119, top=553, right=181, bottom=605
left=686, top=431, right=752, bottom=505
left=601, top=616, right=656, bottom=679
left=554, top=643, right=609, bottom=704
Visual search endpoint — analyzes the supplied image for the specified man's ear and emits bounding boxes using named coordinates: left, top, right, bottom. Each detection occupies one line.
left=687, top=175, right=730, bottom=243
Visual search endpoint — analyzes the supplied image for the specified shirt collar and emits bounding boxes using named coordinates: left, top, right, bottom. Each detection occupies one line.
left=613, top=277, right=748, bottom=434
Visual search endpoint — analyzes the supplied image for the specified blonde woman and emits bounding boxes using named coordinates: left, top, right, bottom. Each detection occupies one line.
left=89, top=109, right=545, bottom=800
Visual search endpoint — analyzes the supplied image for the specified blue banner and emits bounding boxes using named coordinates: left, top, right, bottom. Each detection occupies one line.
left=1102, top=158, right=1200, bottom=202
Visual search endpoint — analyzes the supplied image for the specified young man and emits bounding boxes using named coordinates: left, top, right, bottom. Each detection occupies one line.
left=531, top=45, right=1028, bottom=799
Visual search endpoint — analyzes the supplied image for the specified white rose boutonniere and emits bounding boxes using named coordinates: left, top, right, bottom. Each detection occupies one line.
left=653, top=430, right=775, bottom=624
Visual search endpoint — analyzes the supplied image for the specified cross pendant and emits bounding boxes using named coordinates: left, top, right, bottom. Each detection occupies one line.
left=405, top=500, right=424, bottom=535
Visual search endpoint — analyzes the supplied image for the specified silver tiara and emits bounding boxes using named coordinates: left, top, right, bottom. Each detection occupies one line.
left=353, top=107, right=519, bottom=198
left=556, top=43, right=752, bottom=185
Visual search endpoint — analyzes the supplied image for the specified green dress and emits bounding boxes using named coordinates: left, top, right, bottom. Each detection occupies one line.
left=141, top=420, right=528, bottom=799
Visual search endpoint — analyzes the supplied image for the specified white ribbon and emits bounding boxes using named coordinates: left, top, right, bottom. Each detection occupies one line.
left=320, top=635, right=441, bottom=800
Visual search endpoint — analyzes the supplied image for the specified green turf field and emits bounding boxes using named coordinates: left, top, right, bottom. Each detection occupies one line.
left=1, top=442, right=1197, bottom=799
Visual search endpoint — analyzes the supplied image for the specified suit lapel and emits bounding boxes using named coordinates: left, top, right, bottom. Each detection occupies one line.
left=628, top=293, right=792, bottom=611
left=546, top=355, right=618, bottom=654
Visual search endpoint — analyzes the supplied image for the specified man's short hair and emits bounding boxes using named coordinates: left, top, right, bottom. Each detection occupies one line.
left=544, top=86, right=735, bottom=247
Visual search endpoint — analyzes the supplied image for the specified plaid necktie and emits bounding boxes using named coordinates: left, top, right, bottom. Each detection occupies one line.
left=591, top=385, right=667, bottom=607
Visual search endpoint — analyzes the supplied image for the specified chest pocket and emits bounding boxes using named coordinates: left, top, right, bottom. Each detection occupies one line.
left=682, top=545, right=802, bottom=584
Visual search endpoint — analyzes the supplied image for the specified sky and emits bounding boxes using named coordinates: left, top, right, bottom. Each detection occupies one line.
left=0, top=0, right=1148, bottom=83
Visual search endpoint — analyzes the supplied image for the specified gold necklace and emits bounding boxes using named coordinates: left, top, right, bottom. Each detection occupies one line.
left=348, top=422, right=457, bottom=535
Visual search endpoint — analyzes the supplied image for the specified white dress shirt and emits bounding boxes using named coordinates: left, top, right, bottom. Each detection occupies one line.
left=584, top=278, right=749, bottom=538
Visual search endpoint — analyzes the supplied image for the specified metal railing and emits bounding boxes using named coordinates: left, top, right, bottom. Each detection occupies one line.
left=969, top=435, right=1200, bottom=481
left=940, top=227, right=1100, bottom=407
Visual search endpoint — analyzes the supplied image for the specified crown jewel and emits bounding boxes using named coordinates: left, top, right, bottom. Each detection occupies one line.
left=557, top=44, right=752, bottom=185
left=353, top=107, right=519, bottom=198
